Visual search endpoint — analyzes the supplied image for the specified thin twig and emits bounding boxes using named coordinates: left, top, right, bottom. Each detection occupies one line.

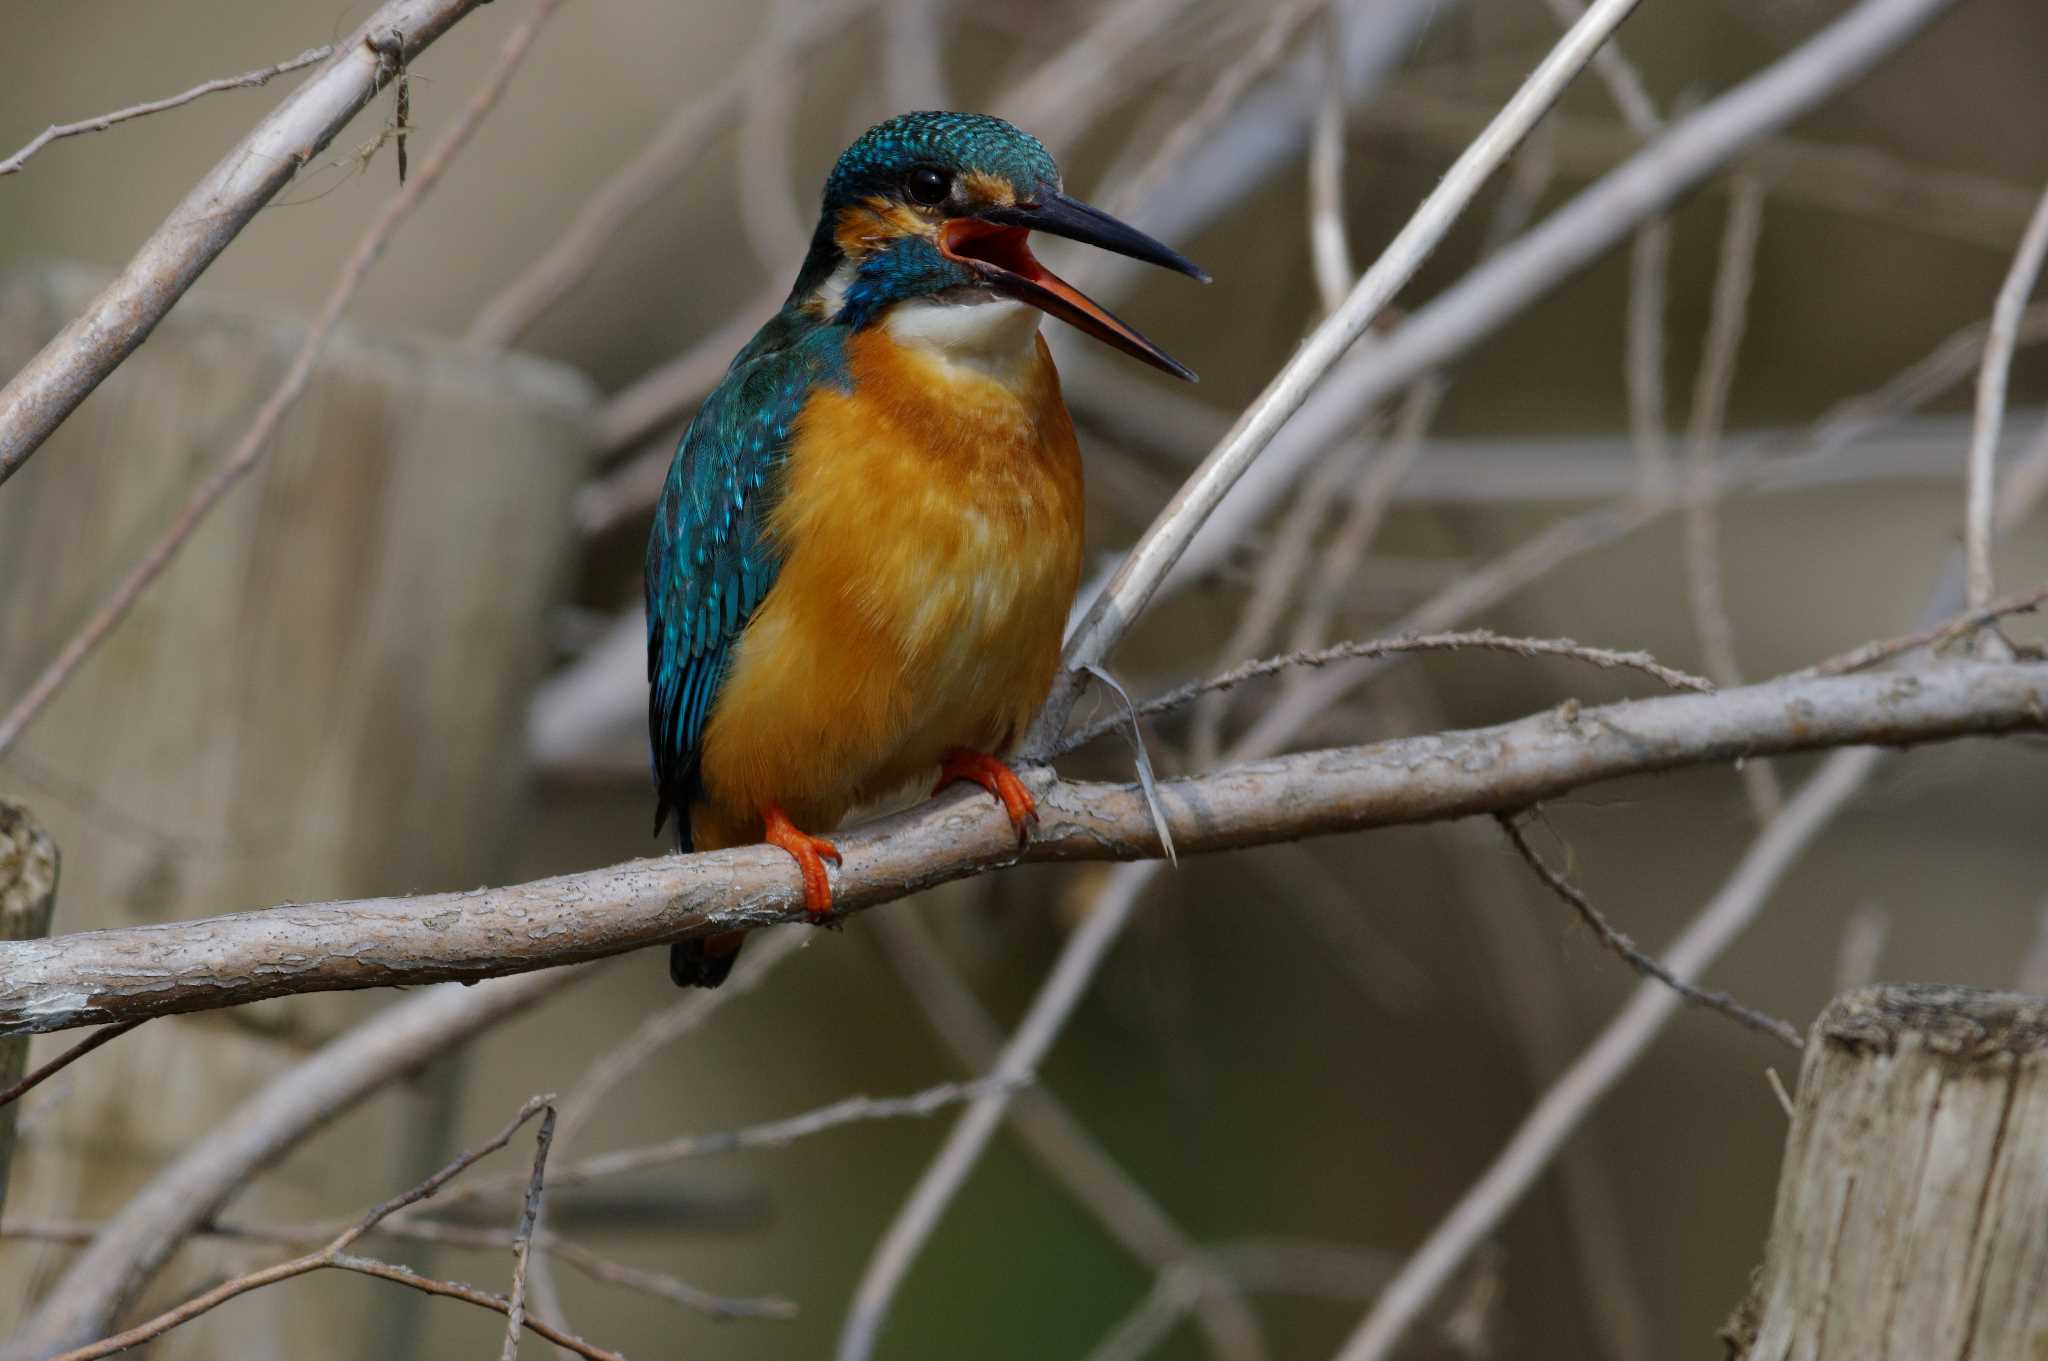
left=870, top=907, right=1269, bottom=1361
left=554, top=929, right=805, bottom=1154
left=330, top=1255, right=625, bottom=1360
left=1063, top=629, right=1714, bottom=754
left=501, top=1106, right=558, bottom=1361
left=464, top=0, right=870, bottom=347
left=1187, top=436, right=1371, bottom=766
left=1682, top=176, right=1782, bottom=819
left=1082, top=1238, right=1398, bottom=1361
left=1539, top=0, right=1662, bottom=136
left=0, top=1020, right=143, bottom=1111
left=485, top=931, right=802, bottom=1358
left=1063, top=0, right=1962, bottom=650
left=1965, top=178, right=2048, bottom=612
left=1800, top=582, right=2048, bottom=676
left=0, top=1214, right=797, bottom=1320
left=1106, top=0, right=1326, bottom=220
left=1793, top=301, right=2048, bottom=468
left=734, top=0, right=810, bottom=275
left=1082, top=665, right=1177, bottom=865
left=1625, top=220, right=1676, bottom=498
left=448, top=1077, right=1018, bottom=1210
left=4, top=969, right=590, bottom=1356
left=0, top=0, right=569, bottom=762
left=1408, top=693, right=1655, bottom=1361
left=1284, top=123, right=1555, bottom=664
left=1331, top=747, right=1883, bottom=1361
left=1542, top=0, right=1675, bottom=507
left=1036, top=0, right=1650, bottom=747
left=43, top=1096, right=600, bottom=1361
left=1498, top=814, right=1803, bottom=1048
left=836, top=862, right=1159, bottom=1361
left=0, top=47, right=336, bottom=176
left=1308, top=18, right=1356, bottom=317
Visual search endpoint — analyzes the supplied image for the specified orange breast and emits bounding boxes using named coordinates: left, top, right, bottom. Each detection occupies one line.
left=691, top=323, right=1084, bottom=849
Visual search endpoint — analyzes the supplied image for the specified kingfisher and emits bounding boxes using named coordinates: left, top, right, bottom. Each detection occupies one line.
left=646, top=111, right=1205, bottom=987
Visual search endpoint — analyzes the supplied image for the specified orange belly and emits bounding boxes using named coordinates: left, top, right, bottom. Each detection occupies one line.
left=690, top=324, right=1084, bottom=850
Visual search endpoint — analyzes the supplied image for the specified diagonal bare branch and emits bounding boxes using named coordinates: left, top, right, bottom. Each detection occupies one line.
left=0, top=0, right=572, bottom=763
left=2, top=661, right=2042, bottom=1040
left=0, top=0, right=500, bottom=482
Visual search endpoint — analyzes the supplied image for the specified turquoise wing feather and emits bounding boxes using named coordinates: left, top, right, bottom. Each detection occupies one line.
left=645, top=317, right=845, bottom=844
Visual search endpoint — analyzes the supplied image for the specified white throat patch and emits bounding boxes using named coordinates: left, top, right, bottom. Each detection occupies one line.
left=883, top=297, right=1043, bottom=384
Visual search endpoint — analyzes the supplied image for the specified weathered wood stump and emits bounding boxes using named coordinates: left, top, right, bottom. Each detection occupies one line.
left=1728, top=984, right=2048, bottom=1359
left=0, top=263, right=596, bottom=1358
left=0, top=803, right=57, bottom=1216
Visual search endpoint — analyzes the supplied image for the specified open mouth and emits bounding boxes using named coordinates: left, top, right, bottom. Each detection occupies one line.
left=939, top=217, right=1196, bottom=381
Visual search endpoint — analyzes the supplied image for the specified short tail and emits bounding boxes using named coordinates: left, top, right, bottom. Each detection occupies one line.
left=670, top=931, right=745, bottom=988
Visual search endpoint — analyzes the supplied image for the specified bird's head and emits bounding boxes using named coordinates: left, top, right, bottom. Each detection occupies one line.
left=791, top=111, right=1207, bottom=381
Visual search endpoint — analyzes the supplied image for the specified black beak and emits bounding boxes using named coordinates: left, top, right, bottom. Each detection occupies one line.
left=939, top=190, right=1208, bottom=382
left=981, top=191, right=1211, bottom=283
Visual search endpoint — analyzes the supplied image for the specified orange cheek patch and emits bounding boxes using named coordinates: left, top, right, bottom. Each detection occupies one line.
left=959, top=171, right=1018, bottom=208
left=834, top=198, right=937, bottom=259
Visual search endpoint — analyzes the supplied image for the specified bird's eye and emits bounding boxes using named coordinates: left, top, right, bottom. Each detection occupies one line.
left=906, top=166, right=953, bottom=207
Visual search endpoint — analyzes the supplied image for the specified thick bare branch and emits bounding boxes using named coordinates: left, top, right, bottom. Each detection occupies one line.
left=3, top=661, right=2040, bottom=1040
left=0, top=0, right=497, bottom=482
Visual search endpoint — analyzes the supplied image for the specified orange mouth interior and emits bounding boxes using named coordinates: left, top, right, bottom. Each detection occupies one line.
left=939, top=219, right=1049, bottom=286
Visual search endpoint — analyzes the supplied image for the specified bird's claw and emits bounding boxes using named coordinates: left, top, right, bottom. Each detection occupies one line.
left=934, top=749, right=1038, bottom=847
left=762, top=804, right=841, bottom=917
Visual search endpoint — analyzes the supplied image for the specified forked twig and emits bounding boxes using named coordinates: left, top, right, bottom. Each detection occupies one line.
left=42, top=1097, right=625, bottom=1361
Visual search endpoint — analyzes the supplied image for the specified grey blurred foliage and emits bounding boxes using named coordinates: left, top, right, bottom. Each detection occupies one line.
left=3, top=0, right=2048, bottom=1358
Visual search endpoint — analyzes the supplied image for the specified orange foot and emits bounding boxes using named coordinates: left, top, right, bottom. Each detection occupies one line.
left=934, top=749, right=1038, bottom=846
left=762, top=803, right=841, bottom=917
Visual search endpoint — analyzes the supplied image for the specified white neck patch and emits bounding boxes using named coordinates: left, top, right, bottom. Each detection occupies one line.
left=883, top=296, right=1043, bottom=385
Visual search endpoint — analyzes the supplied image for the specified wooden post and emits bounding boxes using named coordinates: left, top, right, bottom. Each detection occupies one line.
left=1726, top=984, right=2048, bottom=1358
left=0, top=264, right=595, bottom=1356
left=0, top=802, right=57, bottom=1216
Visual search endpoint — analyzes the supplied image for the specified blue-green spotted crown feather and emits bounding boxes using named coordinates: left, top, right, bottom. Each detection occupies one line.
left=823, top=111, right=1060, bottom=208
